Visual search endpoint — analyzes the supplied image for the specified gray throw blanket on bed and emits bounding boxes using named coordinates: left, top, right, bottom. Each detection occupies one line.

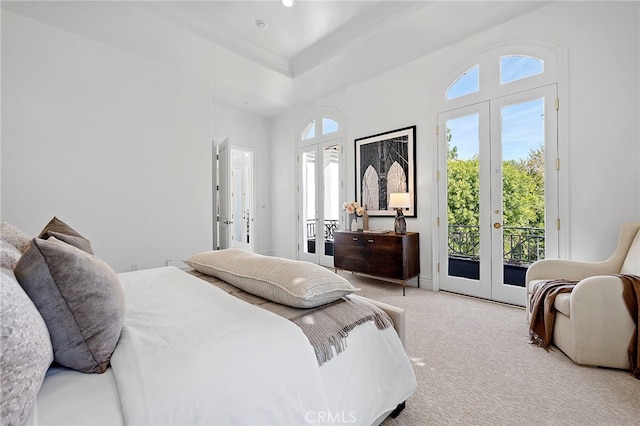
left=187, top=270, right=393, bottom=366
left=289, top=296, right=393, bottom=366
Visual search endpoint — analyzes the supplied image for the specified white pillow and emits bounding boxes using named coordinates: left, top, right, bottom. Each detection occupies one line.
left=1, top=268, right=53, bottom=426
left=185, top=249, right=359, bottom=308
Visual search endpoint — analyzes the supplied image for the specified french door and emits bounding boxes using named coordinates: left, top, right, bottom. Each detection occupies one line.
left=437, top=84, right=558, bottom=306
left=297, top=139, right=342, bottom=267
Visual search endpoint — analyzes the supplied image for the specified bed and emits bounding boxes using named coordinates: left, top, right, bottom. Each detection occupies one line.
left=1, top=219, right=416, bottom=426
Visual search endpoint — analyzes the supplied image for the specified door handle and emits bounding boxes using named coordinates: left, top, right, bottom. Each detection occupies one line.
left=493, top=222, right=502, bottom=229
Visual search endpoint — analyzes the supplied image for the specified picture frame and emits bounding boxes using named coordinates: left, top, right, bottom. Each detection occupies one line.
left=355, top=125, right=416, bottom=217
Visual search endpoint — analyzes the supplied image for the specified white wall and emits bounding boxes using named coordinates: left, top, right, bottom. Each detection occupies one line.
left=211, top=104, right=272, bottom=255
left=2, top=2, right=638, bottom=279
left=271, top=1, right=640, bottom=288
left=1, top=10, right=213, bottom=272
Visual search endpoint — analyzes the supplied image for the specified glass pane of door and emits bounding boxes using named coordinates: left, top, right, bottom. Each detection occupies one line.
left=499, top=98, right=546, bottom=287
left=446, top=113, right=482, bottom=280
left=323, top=145, right=340, bottom=258
left=300, top=148, right=316, bottom=255
left=230, top=148, right=253, bottom=251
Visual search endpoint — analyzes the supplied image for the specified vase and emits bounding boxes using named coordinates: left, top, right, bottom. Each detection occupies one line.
left=350, top=214, right=358, bottom=231
left=362, top=210, right=369, bottom=231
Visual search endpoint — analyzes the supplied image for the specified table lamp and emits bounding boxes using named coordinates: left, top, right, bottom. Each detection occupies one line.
left=388, top=192, right=411, bottom=234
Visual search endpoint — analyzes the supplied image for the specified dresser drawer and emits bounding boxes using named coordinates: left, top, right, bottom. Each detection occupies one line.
left=334, top=231, right=366, bottom=248
left=362, top=236, right=402, bottom=255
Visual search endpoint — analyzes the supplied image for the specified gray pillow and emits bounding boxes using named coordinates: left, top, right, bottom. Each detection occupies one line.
left=1, top=268, right=54, bottom=426
left=185, top=249, right=359, bottom=308
left=38, top=217, right=94, bottom=254
left=1, top=222, right=30, bottom=253
left=14, top=238, right=124, bottom=373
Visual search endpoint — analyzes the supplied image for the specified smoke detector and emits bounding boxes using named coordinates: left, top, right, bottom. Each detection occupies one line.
left=255, top=20, right=267, bottom=30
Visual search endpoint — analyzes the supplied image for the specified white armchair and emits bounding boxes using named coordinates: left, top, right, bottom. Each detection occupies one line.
left=526, top=222, right=640, bottom=369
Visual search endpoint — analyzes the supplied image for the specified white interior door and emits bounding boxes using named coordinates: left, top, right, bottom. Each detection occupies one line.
left=217, top=138, right=230, bottom=250
left=437, top=85, right=558, bottom=306
left=230, top=147, right=254, bottom=252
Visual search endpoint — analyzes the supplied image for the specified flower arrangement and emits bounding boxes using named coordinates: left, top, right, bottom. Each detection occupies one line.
left=343, top=201, right=365, bottom=216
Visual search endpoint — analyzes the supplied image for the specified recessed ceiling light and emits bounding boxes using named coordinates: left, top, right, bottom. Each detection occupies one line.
left=282, top=0, right=295, bottom=8
left=255, top=19, right=267, bottom=30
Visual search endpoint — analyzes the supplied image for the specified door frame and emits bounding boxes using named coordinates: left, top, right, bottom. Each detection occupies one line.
left=435, top=84, right=559, bottom=306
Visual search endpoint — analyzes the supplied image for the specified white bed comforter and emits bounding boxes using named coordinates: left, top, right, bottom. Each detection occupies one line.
left=110, top=267, right=330, bottom=425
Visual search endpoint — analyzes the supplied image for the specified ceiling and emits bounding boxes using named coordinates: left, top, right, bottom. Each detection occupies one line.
left=125, top=0, right=429, bottom=77
left=1, top=1, right=552, bottom=116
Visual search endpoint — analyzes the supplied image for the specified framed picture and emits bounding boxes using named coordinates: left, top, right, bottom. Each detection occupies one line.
left=355, top=125, right=416, bottom=217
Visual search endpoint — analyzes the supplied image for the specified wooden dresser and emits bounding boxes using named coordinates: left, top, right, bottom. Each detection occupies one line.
left=333, top=230, right=420, bottom=295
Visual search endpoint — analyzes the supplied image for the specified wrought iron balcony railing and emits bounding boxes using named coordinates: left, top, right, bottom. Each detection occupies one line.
left=448, top=224, right=545, bottom=267
left=306, top=219, right=339, bottom=241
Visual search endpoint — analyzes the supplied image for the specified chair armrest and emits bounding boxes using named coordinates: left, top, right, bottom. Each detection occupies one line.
left=526, top=258, right=619, bottom=284
left=569, top=276, right=635, bottom=362
left=571, top=275, right=626, bottom=310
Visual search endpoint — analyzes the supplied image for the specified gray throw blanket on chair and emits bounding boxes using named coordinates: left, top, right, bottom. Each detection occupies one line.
left=618, top=274, right=640, bottom=379
left=529, top=274, right=640, bottom=380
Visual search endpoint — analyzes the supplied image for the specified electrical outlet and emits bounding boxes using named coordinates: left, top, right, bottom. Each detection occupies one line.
left=132, top=263, right=139, bottom=271
left=165, top=259, right=174, bottom=266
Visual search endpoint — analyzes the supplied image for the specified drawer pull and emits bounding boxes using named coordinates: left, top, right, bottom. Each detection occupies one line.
left=352, top=237, right=359, bottom=241
left=367, top=239, right=375, bottom=243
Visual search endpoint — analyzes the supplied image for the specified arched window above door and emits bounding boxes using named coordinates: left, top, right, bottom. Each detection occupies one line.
left=439, top=43, right=557, bottom=108
left=446, top=55, right=545, bottom=101
left=446, top=65, right=479, bottom=100
left=299, top=109, right=343, bottom=145
left=500, top=55, right=544, bottom=84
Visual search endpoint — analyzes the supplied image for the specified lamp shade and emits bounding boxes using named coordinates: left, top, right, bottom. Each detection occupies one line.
left=388, top=192, right=411, bottom=209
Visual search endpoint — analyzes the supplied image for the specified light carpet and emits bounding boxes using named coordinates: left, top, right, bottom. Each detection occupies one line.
left=338, top=272, right=640, bottom=426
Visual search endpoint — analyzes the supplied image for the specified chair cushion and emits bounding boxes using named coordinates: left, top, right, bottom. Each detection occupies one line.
left=553, top=293, right=571, bottom=317
left=528, top=279, right=547, bottom=295
left=620, top=229, right=640, bottom=275
left=529, top=279, right=571, bottom=316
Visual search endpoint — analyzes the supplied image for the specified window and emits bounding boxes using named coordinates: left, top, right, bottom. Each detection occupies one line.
left=446, top=65, right=479, bottom=100
left=322, top=118, right=339, bottom=135
left=301, top=120, right=315, bottom=141
left=500, top=55, right=543, bottom=84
